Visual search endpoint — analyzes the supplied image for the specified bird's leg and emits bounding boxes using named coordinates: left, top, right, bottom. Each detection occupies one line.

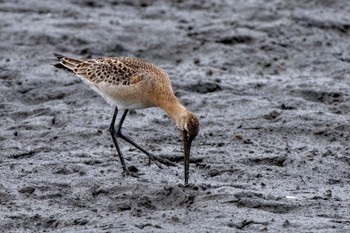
left=115, top=109, right=176, bottom=167
left=109, top=106, right=129, bottom=175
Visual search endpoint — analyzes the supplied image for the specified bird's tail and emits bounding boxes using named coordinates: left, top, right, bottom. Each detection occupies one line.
left=52, top=53, right=84, bottom=73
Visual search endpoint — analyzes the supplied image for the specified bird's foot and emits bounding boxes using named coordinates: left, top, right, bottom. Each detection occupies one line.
left=122, top=165, right=140, bottom=178
left=147, top=154, right=176, bottom=168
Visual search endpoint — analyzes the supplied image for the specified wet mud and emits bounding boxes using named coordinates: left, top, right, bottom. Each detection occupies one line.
left=1, top=0, right=350, bottom=232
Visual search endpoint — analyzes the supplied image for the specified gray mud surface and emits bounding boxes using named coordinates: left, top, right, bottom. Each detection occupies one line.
left=1, top=0, right=350, bottom=232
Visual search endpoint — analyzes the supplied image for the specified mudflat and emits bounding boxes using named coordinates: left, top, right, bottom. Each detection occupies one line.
left=1, top=0, right=350, bottom=232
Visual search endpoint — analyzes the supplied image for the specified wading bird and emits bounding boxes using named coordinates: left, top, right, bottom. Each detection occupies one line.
left=52, top=53, right=199, bottom=185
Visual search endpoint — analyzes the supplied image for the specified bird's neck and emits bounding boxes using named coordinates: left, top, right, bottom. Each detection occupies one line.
left=159, top=98, right=188, bottom=128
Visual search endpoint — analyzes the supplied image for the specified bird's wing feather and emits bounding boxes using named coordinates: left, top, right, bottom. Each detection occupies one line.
left=57, top=56, right=147, bottom=86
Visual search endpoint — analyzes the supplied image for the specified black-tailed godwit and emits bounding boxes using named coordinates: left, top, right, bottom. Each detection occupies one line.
left=52, top=53, right=199, bottom=185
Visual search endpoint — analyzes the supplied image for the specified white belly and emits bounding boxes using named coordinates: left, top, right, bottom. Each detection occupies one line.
left=82, top=79, right=152, bottom=110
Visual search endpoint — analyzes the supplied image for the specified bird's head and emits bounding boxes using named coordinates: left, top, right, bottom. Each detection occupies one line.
left=178, top=111, right=199, bottom=185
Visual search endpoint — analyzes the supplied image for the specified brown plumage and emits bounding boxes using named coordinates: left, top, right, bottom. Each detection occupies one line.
left=52, top=53, right=199, bottom=185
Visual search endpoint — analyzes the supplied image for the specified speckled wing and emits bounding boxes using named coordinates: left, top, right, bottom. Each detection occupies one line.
left=65, top=57, right=143, bottom=86
left=53, top=54, right=166, bottom=87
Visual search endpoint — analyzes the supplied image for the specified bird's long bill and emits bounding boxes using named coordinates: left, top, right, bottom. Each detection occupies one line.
left=184, top=139, right=192, bottom=185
